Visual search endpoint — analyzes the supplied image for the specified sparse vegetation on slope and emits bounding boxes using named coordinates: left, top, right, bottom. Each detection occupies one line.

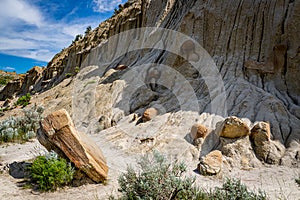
left=111, top=152, right=267, bottom=200
left=209, top=178, right=267, bottom=200
left=0, top=105, right=43, bottom=143
left=0, top=74, right=14, bottom=86
left=28, top=151, right=74, bottom=191
left=15, top=93, right=31, bottom=107
left=116, top=151, right=197, bottom=200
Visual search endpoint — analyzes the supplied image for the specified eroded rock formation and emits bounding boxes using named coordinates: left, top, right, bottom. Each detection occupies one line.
left=1, top=0, right=299, bottom=171
left=37, top=109, right=108, bottom=183
left=25, top=0, right=298, bottom=147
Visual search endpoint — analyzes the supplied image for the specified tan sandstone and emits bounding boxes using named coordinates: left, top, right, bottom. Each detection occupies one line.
left=37, top=109, right=108, bottom=182
left=142, top=107, right=158, bottom=122
left=251, top=122, right=285, bottom=164
left=198, top=150, right=222, bottom=176
left=217, top=116, right=250, bottom=139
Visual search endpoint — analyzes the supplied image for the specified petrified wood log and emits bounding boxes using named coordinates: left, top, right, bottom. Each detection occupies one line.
left=37, top=109, right=108, bottom=183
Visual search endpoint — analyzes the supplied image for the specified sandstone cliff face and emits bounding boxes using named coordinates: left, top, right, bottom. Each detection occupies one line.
left=73, top=0, right=299, bottom=145
left=128, top=0, right=299, bottom=145
left=1, top=0, right=299, bottom=146
left=0, top=67, right=44, bottom=100
left=39, top=0, right=142, bottom=89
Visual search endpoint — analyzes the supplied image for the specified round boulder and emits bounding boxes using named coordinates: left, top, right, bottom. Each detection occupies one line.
left=198, top=150, right=222, bottom=176
left=250, top=122, right=271, bottom=146
left=250, top=121, right=285, bottom=164
left=190, top=123, right=208, bottom=145
left=142, top=107, right=158, bottom=122
left=217, top=116, right=250, bottom=139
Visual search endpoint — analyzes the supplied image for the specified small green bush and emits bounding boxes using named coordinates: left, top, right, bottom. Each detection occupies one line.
left=75, top=66, right=80, bottom=74
left=73, top=34, right=83, bottom=42
left=296, top=176, right=300, bottom=187
left=65, top=73, right=73, bottom=78
left=16, top=93, right=31, bottom=107
left=29, top=151, right=74, bottom=191
left=116, top=151, right=199, bottom=200
left=112, top=152, right=267, bottom=200
left=114, top=4, right=124, bottom=15
left=0, top=74, right=13, bottom=85
left=208, top=178, right=267, bottom=200
left=85, top=26, right=92, bottom=35
left=0, top=105, right=43, bottom=143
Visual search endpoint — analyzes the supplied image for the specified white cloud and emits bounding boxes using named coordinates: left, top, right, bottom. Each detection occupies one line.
left=0, top=38, right=38, bottom=50
left=3, top=49, right=54, bottom=63
left=0, top=0, right=43, bottom=27
left=2, top=66, right=16, bottom=71
left=0, top=1, right=107, bottom=63
left=61, top=22, right=96, bottom=37
left=93, top=0, right=123, bottom=12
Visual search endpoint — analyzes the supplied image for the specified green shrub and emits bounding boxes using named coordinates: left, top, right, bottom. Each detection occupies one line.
left=112, top=152, right=267, bottom=200
left=16, top=93, right=31, bottom=107
left=114, top=4, right=124, bottom=15
left=29, top=151, right=74, bottom=191
left=296, top=176, right=300, bottom=187
left=75, top=66, right=80, bottom=74
left=73, top=34, right=83, bottom=42
left=116, top=151, right=199, bottom=200
left=85, top=26, right=92, bottom=35
left=0, top=74, right=13, bottom=85
left=65, top=73, right=73, bottom=78
left=0, top=105, right=43, bottom=143
left=208, top=178, right=267, bottom=200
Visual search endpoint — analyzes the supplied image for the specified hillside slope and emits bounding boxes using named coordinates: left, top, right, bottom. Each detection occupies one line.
left=1, top=0, right=299, bottom=144
left=0, top=1, right=300, bottom=198
left=59, top=0, right=300, bottom=145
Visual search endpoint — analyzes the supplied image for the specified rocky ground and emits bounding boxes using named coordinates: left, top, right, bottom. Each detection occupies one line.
left=0, top=0, right=300, bottom=199
left=0, top=137, right=299, bottom=199
left=0, top=77, right=298, bottom=199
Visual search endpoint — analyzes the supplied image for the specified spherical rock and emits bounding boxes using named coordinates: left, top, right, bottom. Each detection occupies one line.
left=190, top=123, right=208, bottom=145
left=250, top=122, right=285, bottom=164
left=217, top=116, right=250, bottom=139
left=142, top=107, right=158, bottom=122
left=198, top=150, right=222, bottom=176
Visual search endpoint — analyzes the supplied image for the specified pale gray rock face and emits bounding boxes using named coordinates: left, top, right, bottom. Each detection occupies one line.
left=1, top=0, right=299, bottom=171
left=220, top=136, right=262, bottom=169
left=66, top=0, right=300, bottom=148
left=178, top=0, right=300, bottom=146
left=1, top=0, right=297, bottom=147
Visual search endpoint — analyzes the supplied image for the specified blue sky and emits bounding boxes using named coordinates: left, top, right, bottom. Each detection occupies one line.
left=0, top=0, right=126, bottom=74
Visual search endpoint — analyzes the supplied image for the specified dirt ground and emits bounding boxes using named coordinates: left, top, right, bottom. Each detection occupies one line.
left=0, top=139, right=299, bottom=200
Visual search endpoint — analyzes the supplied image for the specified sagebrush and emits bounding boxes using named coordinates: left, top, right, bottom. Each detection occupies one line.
left=0, top=105, right=43, bottom=143
left=112, top=152, right=267, bottom=200
left=208, top=178, right=267, bottom=200
left=117, top=152, right=197, bottom=200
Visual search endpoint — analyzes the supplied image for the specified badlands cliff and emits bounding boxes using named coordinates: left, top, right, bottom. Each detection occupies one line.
left=3, top=0, right=298, bottom=144
left=0, top=0, right=300, bottom=199
left=0, top=0, right=299, bottom=169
